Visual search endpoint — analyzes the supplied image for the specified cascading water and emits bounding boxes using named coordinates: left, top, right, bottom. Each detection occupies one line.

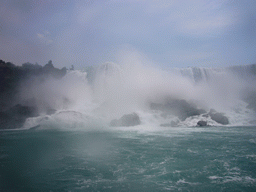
left=19, top=60, right=256, bottom=130
left=1, top=61, right=256, bottom=192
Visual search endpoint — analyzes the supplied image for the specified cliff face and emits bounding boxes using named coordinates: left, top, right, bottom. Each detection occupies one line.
left=0, top=60, right=67, bottom=129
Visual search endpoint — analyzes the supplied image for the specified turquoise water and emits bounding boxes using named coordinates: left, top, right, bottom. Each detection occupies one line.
left=1, top=126, right=256, bottom=191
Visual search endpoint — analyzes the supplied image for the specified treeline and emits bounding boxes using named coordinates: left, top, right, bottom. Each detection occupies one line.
left=0, top=59, right=67, bottom=111
left=0, top=59, right=69, bottom=129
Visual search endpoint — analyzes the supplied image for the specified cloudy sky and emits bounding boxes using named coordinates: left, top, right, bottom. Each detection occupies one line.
left=0, top=0, right=255, bottom=69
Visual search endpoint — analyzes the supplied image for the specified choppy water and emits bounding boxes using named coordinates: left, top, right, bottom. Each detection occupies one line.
left=1, top=126, right=256, bottom=191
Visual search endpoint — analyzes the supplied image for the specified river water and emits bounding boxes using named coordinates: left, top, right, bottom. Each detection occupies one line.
left=1, top=126, right=256, bottom=191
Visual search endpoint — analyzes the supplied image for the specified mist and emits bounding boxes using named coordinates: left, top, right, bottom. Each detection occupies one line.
left=10, top=50, right=254, bottom=129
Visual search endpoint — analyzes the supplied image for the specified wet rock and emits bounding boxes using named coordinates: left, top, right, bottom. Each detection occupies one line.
left=0, top=104, right=38, bottom=129
left=150, top=99, right=206, bottom=121
left=110, top=113, right=141, bottom=127
left=197, top=120, right=207, bottom=127
left=209, top=109, right=229, bottom=125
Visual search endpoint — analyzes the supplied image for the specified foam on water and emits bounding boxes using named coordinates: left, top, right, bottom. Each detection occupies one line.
left=2, top=53, right=256, bottom=191
left=1, top=125, right=256, bottom=191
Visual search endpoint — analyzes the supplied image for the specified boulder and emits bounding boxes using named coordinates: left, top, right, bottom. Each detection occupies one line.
left=150, top=99, right=206, bottom=121
left=209, top=109, right=229, bottom=125
left=110, top=113, right=141, bottom=127
left=197, top=120, right=207, bottom=127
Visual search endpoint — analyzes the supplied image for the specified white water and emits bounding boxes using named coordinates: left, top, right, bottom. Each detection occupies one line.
left=20, top=54, right=256, bottom=129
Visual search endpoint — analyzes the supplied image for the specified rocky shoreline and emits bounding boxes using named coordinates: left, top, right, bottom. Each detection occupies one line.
left=0, top=60, right=67, bottom=129
left=1, top=59, right=255, bottom=129
left=109, top=100, right=230, bottom=128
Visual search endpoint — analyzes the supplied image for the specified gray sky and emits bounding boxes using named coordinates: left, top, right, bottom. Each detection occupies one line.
left=0, top=0, right=255, bottom=69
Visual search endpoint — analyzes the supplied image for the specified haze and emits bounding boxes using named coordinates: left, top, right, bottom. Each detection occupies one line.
left=0, top=0, right=255, bottom=69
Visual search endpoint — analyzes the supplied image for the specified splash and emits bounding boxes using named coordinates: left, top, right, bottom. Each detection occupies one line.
left=21, top=51, right=256, bottom=129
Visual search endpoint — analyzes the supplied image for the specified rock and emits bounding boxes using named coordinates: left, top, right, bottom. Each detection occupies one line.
left=209, top=110, right=229, bottom=125
left=150, top=99, right=206, bottom=121
left=110, top=113, right=141, bottom=127
left=0, top=104, right=38, bottom=129
left=9, top=104, right=38, bottom=117
left=197, top=120, right=207, bottom=126
left=160, top=120, right=179, bottom=127
left=150, top=99, right=229, bottom=125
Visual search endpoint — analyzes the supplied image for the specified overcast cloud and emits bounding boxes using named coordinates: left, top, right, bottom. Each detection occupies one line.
left=0, top=0, right=255, bottom=69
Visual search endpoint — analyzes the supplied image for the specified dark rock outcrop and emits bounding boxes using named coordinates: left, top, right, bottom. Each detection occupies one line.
left=150, top=99, right=206, bottom=121
left=0, top=104, right=38, bottom=129
left=209, top=109, right=229, bottom=125
left=110, top=113, right=141, bottom=127
left=197, top=120, right=207, bottom=127
left=0, top=59, right=67, bottom=129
